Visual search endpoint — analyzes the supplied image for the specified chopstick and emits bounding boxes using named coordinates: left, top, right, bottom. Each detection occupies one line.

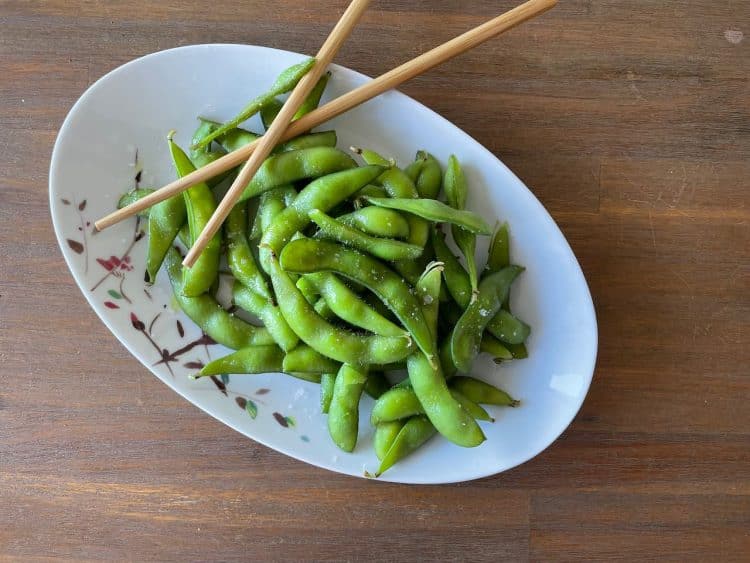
left=182, top=0, right=369, bottom=267
left=95, top=0, right=557, bottom=235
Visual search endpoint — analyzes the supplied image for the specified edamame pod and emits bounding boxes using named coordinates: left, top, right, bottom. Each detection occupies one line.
left=266, top=251, right=414, bottom=366
left=233, top=281, right=299, bottom=352
left=328, top=364, right=368, bottom=452
left=376, top=415, right=436, bottom=476
left=118, top=188, right=154, bottom=218
left=192, top=57, right=315, bottom=149
left=444, top=155, right=479, bottom=296
left=304, top=272, right=406, bottom=337
left=413, top=151, right=442, bottom=199
left=309, top=208, right=423, bottom=261
left=374, top=420, right=405, bottom=461
left=450, top=266, right=524, bottom=372
left=479, top=333, right=513, bottom=361
left=279, top=238, right=436, bottom=366
left=199, top=345, right=284, bottom=376
left=364, top=196, right=491, bottom=235
left=260, top=165, right=385, bottom=261
left=165, top=247, right=275, bottom=349
left=239, top=147, right=358, bottom=203
left=320, top=373, right=336, bottom=414
left=337, top=207, right=410, bottom=239
left=249, top=185, right=297, bottom=241
left=282, top=344, right=341, bottom=374
left=450, top=376, right=520, bottom=407
left=370, top=386, right=492, bottom=424
left=168, top=137, right=220, bottom=296
left=226, top=203, right=272, bottom=299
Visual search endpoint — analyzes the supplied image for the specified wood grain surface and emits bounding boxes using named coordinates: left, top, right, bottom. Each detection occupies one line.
left=1, top=1, right=748, bottom=560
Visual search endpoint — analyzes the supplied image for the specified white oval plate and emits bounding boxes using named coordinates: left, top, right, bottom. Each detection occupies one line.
left=50, top=44, right=597, bottom=484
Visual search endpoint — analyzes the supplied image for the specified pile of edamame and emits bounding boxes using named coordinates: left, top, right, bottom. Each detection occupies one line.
left=117, top=59, right=531, bottom=476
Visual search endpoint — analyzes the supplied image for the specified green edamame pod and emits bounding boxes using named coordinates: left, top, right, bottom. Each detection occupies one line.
left=354, top=184, right=389, bottom=200
left=168, top=137, right=220, bottom=297
left=165, top=247, right=275, bottom=349
left=414, top=151, right=442, bottom=199
left=486, top=222, right=510, bottom=273
left=205, top=116, right=336, bottom=155
left=266, top=251, right=414, bottom=366
left=506, top=342, right=528, bottom=359
left=116, top=188, right=191, bottom=280
left=320, top=373, right=336, bottom=414
left=192, top=57, right=315, bottom=150
left=337, top=207, right=410, bottom=240
left=279, top=238, right=436, bottom=366
left=439, top=338, right=457, bottom=379
left=226, top=203, right=272, bottom=300
left=376, top=415, right=436, bottom=476
left=363, top=197, right=491, bottom=235
left=444, top=155, right=478, bottom=296
left=260, top=165, right=385, bottom=262
left=405, top=351, right=484, bottom=447
left=328, top=364, right=368, bottom=452
left=314, top=297, right=335, bottom=320
left=239, top=147, right=358, bottom=203
left=371, top=387, right=422, bottom=425
left=296, top=276, right=320, bottom=305
left=431, top=227, right=472, bottom=310
left=404, top=156, right=425, bottom=183
left=118, top=188, right=154, bottom=218
left=276, top=130, right=337, bottom=152
left=233, top=281, right=299, bottom=352
left=199, top=345, right=284, bottom=376
left=374, top=420, right=405, bottom=461
left=249, top=185, right=297, bottom=241
left=415, top=262, right=443, bottom=338
left=282, top=344, right=341, bottom=374
left=450, top=376, right=520, bottom=407
left=480, top=333, right=513, bottom=361
left=190, top=118, right=219, bottom=153
left=200, top=119, right=260, bottom=153
left=262, top=72, right=330, bottom=131
left=359, top=150, right=429, bottom=278
left=487, top=309, right=531, bottom=345
left=352, top=146, right=393, bottom=167
left=143, top=183, right=187, bottom=284
left=449, top=389, right=493, bottom=421
left=293, top=71, right=330, bottom=118
left=405, top=261, right=485, bottom=448
left=309, top=208, right=423, bottom=261
left=449, top=266, right=523, bottom=372
left=304, top=272, right=406, bottom=337
left=189, top=120, right=232, bottom=188
left=436, top=228, right=529, bottom=345
left=260, top=97, right=283, bottom=131
left=371, top=386, right=492, bottom=424
left=483, top=223, right=531, bottom=344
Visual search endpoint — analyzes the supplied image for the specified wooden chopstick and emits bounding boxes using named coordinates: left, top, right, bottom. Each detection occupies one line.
left=182, top=0, right=369, bottom=267
left=95, top=0, right=557, bottom=233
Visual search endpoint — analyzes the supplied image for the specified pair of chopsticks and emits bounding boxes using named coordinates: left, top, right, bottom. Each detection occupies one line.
left=95, top=0, right=557, bottom=267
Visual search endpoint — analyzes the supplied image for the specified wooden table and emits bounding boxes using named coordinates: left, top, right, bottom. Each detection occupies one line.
left=1, top=1, right=748, bottom=560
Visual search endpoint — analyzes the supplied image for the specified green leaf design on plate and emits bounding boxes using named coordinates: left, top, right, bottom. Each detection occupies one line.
left=220, top=374, right=230, bottom=385
left=245, top=399, right=258, bottom=419
left=285, top=416, right=296, bottom=428
left=108, top=289, right=122, bottom=299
